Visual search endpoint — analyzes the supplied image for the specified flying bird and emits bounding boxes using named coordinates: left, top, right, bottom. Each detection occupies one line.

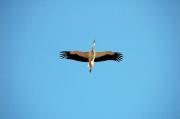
left=60, top=40, right=123, bottom=72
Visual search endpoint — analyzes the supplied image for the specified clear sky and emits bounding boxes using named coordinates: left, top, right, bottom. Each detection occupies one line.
left=1, top=0, right=180, bottom=119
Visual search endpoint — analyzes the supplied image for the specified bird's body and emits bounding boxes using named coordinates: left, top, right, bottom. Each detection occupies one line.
left=60, top=40, right=123, bottom=72
left=88, top=41, right=96, bottom=72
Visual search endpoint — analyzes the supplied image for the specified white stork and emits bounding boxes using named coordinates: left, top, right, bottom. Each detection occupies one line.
left=60, top=40, right=123, bottom=72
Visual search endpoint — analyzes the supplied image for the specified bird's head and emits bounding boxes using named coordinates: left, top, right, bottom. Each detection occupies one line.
left=89, top=68, right=92, bottom=73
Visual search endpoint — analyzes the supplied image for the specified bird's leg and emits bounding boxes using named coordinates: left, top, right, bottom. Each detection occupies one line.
left=92, top=40, right=96, bottom=48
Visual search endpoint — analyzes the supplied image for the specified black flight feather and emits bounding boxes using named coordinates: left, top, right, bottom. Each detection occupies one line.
left=60, top=51, right=88, bottom=62
left=94, top=52, right=123, bottom=62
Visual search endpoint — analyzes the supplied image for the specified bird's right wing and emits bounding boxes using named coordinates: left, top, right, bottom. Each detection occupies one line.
left=60, top=51, right=89, bottom=62
left=95, top=51, right=123, bottom=62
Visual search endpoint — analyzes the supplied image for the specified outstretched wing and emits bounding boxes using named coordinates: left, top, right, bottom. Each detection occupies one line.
left=94, top=51, right=123, bottom=62
left=60, top=51, right=89, bottom=62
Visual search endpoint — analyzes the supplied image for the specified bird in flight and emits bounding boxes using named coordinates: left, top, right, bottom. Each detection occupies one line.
left=60, top=40, right=123, bottom=72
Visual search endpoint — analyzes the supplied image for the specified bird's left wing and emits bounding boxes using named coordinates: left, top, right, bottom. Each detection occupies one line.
left=60, top=51, right=89, bottom=62
left=94, top=51, right=123, bottom=62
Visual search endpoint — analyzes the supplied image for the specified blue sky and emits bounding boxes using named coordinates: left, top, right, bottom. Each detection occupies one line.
left=1, top=0, right=180, bottom=119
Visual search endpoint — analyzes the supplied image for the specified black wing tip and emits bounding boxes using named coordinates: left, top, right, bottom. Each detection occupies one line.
left=59, top=51, right=88, bottom=62
left=59, top=51, right=69, bottom=59
left=60, top=51, right=69, bottom=54
left=115, top=52, right=123, bottom=62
